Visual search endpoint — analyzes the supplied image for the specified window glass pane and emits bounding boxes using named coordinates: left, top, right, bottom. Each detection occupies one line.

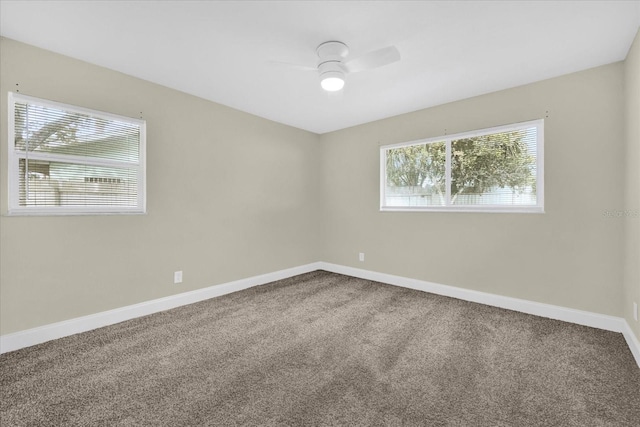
left=14, top=101, right=139, bottom=163
left=385, top=142, right=446, bottom=207
left=451, top=128, right=537, bottom=206
left=18, top=159, right=138, bottom=207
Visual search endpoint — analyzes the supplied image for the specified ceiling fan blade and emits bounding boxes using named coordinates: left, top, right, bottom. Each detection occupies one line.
left=344, top=45, right=400, bottom=73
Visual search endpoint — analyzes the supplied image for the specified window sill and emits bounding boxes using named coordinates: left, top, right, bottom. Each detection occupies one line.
left=380, top=206, right=545, bottom=214
left=5, top=208, right=147, bottom=216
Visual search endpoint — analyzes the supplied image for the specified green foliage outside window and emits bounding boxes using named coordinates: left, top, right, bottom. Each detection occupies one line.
left=386, top=130, right=535, bottom=205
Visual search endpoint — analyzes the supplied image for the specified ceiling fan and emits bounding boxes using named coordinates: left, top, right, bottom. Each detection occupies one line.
left=276, top=41, right=401, bottom=92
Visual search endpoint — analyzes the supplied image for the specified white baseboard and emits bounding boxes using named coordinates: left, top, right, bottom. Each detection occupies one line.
left=621, top=322, right=640, bottom=368
left=2, top=261, right=639, bottom=369
left=318, top=262, right=640, bottom=368
left=0, top=262, right=322, bottom=354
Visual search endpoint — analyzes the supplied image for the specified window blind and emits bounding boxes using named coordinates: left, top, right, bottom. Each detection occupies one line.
left=8, top=93, right=146, bottom=214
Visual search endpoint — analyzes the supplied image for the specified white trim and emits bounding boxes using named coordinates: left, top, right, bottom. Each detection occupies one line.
left=2, top=261, right=638, bottom=369
left=380, top=118, right=544, bottom=213
left=318, top=263, right=623, bottom=331
left=10, top=92, right=145, bottom=126
left=536, top=119, right=545, bottom=208
left=380, top=206, right=544, bottom=214
left=7, top=92, right=146, bottom=216
left=8, top=92, right=18, bottom=210
left=379, top=148, right=386, bottom=209
left=138, top=121, right=147, bottom=213
left=382, top=119, right=543, bottom=150
left=621, top=322, right=640, bottom=368
left=318, top=262, right=640, bottom=368
left=0, top=262, right=322, bottom=354
left=445, top=138, right=451, bottom=205
left=6, top=207, right=147, bottom=216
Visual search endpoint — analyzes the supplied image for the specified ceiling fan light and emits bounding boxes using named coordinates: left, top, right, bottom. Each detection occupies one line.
left=320, top=71, right=345, bottom=92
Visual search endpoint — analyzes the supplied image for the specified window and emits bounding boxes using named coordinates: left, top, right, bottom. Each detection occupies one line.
left=381, top=120, right=543, bottom=213
left=8, top=93, right=146, bottom=215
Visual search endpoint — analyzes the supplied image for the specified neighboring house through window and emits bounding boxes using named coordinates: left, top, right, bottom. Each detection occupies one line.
left=7, top=92, right=146, bottom=215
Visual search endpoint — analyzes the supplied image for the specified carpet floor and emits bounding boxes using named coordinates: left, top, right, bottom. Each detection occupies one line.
left=1, top=270, right=639, bottom=426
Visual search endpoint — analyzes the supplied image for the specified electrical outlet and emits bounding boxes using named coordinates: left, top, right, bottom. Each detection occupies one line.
left=359, top=252, right=365, bottom=262
left=174, top=271, right=183, bottom=284
left=634, top=302, right=638, bottom=322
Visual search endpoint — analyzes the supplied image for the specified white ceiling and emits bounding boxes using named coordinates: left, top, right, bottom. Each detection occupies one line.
left=1, top=1, right=639, bottom=134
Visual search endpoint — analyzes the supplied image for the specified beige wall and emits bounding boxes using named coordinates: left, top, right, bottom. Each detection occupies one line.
left=320, top=63, right=626, bottom=318
left=624, top=28, right=640, bottom=341
left=0, top=38, right=322, bottom=335
left=0, top=35, right=636, bottom=338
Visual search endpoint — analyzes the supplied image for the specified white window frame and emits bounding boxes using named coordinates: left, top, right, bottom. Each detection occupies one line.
left=7, top=92, right=146, bottom=215
left=380, top=119, right=544, bottom=213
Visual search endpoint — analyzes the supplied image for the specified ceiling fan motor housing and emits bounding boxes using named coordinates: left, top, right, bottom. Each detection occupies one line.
left=317, top=41, right=349, bottom=86
left=316, top=41, right=349, bottom=62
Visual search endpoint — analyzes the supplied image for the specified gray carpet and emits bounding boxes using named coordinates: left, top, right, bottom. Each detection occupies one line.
left=1, top=270, right=639, bottom=426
